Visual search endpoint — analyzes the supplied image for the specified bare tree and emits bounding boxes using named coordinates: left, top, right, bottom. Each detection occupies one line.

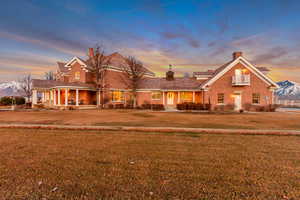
left=19, top=74, right=32, bottom=102
left=86, top=45, right=111, bottom=108
left=120, top=56, right=147, bottom=108
left=44, top=71, right=55, bottom=80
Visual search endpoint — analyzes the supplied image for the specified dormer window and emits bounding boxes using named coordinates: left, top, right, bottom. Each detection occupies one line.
left=75, top=72, right=80, bottom=80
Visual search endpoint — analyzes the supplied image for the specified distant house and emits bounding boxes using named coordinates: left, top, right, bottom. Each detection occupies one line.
left=32, top=51, right=279, bottom=110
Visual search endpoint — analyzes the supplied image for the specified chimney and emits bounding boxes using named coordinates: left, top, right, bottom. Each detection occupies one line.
left=233, top=52, right=242, bottom=60
left=166, top=64, right=174, bottom=81
left=89, top=48, right=94, bottom=58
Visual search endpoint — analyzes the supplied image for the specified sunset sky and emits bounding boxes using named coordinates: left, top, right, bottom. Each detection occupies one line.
left=1, top=0, right=300, bottom=82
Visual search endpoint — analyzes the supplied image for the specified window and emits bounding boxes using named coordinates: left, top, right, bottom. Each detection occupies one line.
left=151, top=92, right=161, bottom=100
left=75, top=71, right=80, bottom=80
left=217, top=93, right=224, bottom=104
left=111, top=91, right=124, bottom=102
left=180, top=92, right=193, bottom=102
left=252, top=93, right=260, bottom=104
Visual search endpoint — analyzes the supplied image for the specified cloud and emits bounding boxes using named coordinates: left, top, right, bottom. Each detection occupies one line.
left=160, top=24, right=201, bottom=48
left=253, top=47, right=288, bottom=64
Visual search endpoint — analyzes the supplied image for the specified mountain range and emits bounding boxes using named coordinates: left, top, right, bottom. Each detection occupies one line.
left=275, top=80, right=300, bottom=100
left=0, top=81, right=24, bottom=97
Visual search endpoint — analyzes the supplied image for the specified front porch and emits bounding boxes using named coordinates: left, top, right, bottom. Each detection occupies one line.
left=32, top=87, right=99, bottom=109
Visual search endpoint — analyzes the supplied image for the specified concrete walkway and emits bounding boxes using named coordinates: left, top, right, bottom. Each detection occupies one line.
left=0, top=124, right=300, bottom=136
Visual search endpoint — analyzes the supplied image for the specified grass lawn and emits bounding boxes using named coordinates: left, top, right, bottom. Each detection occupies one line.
left=0, top=109, right=300, bottom=130
left=0, top=129, right=299, bottom=199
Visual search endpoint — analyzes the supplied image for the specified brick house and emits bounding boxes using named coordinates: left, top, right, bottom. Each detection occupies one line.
left=32, top=51, right=279, bottom=110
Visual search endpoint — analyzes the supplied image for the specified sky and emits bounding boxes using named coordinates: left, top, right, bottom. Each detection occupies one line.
left=1, top=0, right=300, bottom=82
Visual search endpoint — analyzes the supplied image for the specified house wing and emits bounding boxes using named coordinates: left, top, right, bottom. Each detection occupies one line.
left=200, top=57, right=279, bottom=89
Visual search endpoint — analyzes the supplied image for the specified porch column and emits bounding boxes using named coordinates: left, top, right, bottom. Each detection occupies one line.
left=76, top=89, right=79, bottom=106
left=57, top=89, right=61, bottom=105
left=50, top=90, right=53, bottom=105
left=32, top=89, right=37, bottom=105
left=178, top=92, right=180, bottom=103
left=53, top=89, right=57, bottom=105
left=193, top=91, right=195, bottom=103
left=41, top=92, right=45, bottom=103
left=162, top=91, right=165, bottom=105
left=65, top=88, right=68, bottom=106
left=97, top=90, right=100, bottom=106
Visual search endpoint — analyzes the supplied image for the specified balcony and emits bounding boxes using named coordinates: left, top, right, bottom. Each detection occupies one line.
left=232, top=74, right=250, bottom=86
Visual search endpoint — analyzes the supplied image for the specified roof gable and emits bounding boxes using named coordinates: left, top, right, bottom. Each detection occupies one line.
left=65, top=57, right=89, bottom=72
left=201, top=56, right=279, bottom=89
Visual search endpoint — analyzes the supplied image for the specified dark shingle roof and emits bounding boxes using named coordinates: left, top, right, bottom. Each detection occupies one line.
left=57, top=62, right=68, bottom=73
left=256, top=67, right=270, bottom=72
left=32, top=79, right=96, bottom=89
left=138, top=77, right=205, bottom=90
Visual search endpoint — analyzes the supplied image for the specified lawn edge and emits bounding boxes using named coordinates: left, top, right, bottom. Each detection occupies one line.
left=0, top=124, right=300, bottom=136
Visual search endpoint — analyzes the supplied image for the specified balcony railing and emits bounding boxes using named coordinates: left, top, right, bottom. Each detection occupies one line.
left=232, top=74, right=250, bottom=86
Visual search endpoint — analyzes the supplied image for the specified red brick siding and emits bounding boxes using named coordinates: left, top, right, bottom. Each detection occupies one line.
left=204, top=63, right=273, bottom=109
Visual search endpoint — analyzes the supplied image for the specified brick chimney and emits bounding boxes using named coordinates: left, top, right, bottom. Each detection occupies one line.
left=233, top=52, right=243, bottom=60
left=89, top=48, right=94, bottom=58
left=166, top=64, right=174, bottom=81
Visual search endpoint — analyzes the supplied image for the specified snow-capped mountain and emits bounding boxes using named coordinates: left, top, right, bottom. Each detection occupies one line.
left=276, top=80, right=300, bottom=99
left=0, top=81, right=24, bottom=97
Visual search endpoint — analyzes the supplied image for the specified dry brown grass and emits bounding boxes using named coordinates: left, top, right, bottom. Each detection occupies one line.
left=0, top=128, right=299, bottom=199
left=0, top=109, right=300, bottom=130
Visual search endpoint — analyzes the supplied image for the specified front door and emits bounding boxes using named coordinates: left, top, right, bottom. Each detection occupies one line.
left=167, top=92, right=174, bottom=105
left=234, top=94, right=242, bottom=111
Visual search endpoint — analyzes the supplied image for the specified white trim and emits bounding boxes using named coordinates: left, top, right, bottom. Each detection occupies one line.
left=65, top=57, right=89, bottom=72
left=201, top=57, right=279, bottom=89
left=57, top=89, right=61, bottom=105
left=64, top=88, right=68, bottom=106
left=76, top=89, right=79, bottom=106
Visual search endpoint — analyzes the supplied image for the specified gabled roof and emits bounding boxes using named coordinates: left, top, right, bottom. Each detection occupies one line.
left=60, top=53, right=155, bottom=77
left=57, top=62, right=68, bottom=73
left=200, top=56, right=279, bottom=89
left=64, top=57, right=89, bottom=72
left=138, top=77, right=204, bottom=90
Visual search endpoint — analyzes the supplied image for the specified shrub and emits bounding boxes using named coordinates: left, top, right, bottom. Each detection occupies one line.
left=214, top=105, right=225, bottom=111
left=0, top=96, right=13, bottom=105
left=141, top=103, right=151, bottom=109
left=15, top=97, right=26, bottom=105
left=204, top=103, right=211, bottom=111
left=176, top=103, right=209, bottom=111
left=115, top=104, right=124, bottom=109
left=151, top=104, right=165, bottom=111
left=125, top=104, right=133, bottom=109
left=244, top=103, right=252, bottom=111
left=224, top=104, right=234, bottom=111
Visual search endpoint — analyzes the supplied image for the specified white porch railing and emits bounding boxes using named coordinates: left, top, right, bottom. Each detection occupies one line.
left=232, top=74, right=250, bottom=86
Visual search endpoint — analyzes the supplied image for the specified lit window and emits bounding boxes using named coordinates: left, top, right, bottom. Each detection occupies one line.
left=252, top=93, right=260, bottom=104
left=75, top=72, right=80, bottom=80
left=217, top=93, right=224, bottom=104
left=180, top=92, right=193, bottom=102
left=151, top=92, right=161, bottom=100
left=111, top=91, right=124, bottom=102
